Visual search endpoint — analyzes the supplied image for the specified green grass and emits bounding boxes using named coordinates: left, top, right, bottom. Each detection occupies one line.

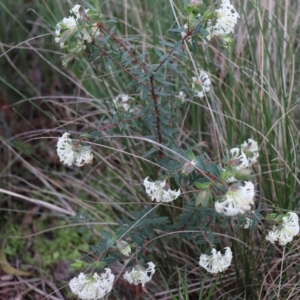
left=1, top=0, right=300, bottom=299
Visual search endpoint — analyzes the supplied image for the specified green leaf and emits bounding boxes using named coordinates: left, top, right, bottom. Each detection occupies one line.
left=187, top=149, right=196, bottom=160
left=106, top=239, right=115, bottom=249
left=142, top=147, right=157, bottom=158
left=97, top=116, right=106, bottom=128
left=169, top=28, right=185, bottom=33
left=195, top=182, right=211, bottom=189
left=173, top=41, right=182, bottom=53
left=193, top=23, right=202, bottom=35
left=141, top=85, right=151, bottom=100
left=89, top=131, right=101, bottom=138
left=159, top=53, right=169, bottom=62
left=79, top=132, right=89, bottom=138
left=160, top=40, right=175, bottom=47
left=102, top=231, right=112, bottom=239
left=154, top=47, right=163, bottom=57
left=207, top=163, right=221, bottom=178
left=196, top=156, right=207, bottom=171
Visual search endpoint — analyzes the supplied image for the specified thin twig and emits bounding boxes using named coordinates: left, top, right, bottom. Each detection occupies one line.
left=97, top=22, right=148, bottom=72
left=91, top=42, right=147, bottom=86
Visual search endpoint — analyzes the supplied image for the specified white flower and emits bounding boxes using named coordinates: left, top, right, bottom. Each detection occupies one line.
left=123, top=262, right=155, bottom=287
left=215, top=181, right=255, bottom=216
left=241, top=138, right=259, bottom=165
left=243, top=217, right=252, bottom=229
left=243, top=211, right=255, bottom=229
left=212, top=1, right=240, bottom=37
left=266, top=230, right=278, bottom=244
left=70, top=4, right=82, bottom=19
left=144, top=177, right=181, bottom=203
left=57, top=133, right=93, bottom=167
left=55, top=4, right=97, bottom=51
left=266, top=212, right=299, bottom=246
left=229, top=148, right=249, bottom=170
left=69, top=269, right=114, bottom=300
left=112, top=94, right=133, bottom=112
left=199, top=247, right=232, bottom=274
left=192, top=70, right=211, bottom=98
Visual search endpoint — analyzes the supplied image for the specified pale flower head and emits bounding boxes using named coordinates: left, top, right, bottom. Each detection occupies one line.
left=123, top=262, right=155, bottom=287
left=212, top=0, right=240, bottom=37
left=241, top=138, right=259, bottom=165
left=192, top=70, right=211, bottom=98
left=215, top=181, right=255, bottom=216
left=144, top=177, right=181, bottom=203
left=70, top=4, right=83, bottom=19
left=69, top=269, right=114, bottom=300
left=199, top=247, right=232, bottom=274
left=229, top=148, right=249, bottom=170
left=55, top=4, right=97, bottom=51
left=266, top=212, right=299, bottom=246
left=57, top=132, right=93, bottom=167
left=112, top=94, right=134, bottom=112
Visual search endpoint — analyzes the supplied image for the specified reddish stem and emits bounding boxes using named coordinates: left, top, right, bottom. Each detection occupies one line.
left=97, top=23, right=148, bottom=73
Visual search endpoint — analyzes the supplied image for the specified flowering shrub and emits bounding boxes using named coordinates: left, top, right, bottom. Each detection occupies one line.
left=47, top=0, right=300, bottom=298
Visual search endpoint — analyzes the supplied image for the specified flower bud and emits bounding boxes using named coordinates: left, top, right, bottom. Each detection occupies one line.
left=190, top=0, right=201, bottom=6
left=222, top=36, right=234, bottom=48
left=182, top=160, right=196, bottom=174
left=235, top=169, right=252, bottom=181
left=117, top=240, right=131, bottom=257
left=70, top=260, right=85, bottom=270
left=196, top=190, right=210, bottom=207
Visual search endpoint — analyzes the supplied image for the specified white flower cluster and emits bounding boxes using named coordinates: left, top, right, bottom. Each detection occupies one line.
left=209, top=0, right=240, bottom=38
left=182, top=0, right=239, bottom=45
left=144, top=177, right=181, bottom=203
left=112, top=94, right=134, bottom=112
left=223, top=138, right=259, bottom=183
left=69, top=270, right=114, bottom=300
left=215, top=181, right=255, bottom=216
left=57, top=133, right=93, bottom=167
left=241, top=138, right=259, bottom=166
left=55, top=4, right=98, bottom=52
left=266, top=212, right=299, bottom=246
left=192, top=70, right=211, bottom=98
left=123, top=262, right=156, bottom=287
left=199, top=247, right=232, bottom=274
